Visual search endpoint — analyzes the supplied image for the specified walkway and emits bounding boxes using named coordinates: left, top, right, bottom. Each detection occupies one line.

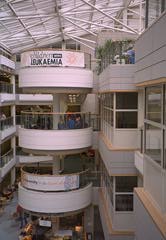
left=0, top=192, right=20, bottom=240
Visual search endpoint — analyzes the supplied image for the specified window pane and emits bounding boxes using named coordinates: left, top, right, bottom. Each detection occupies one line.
left=116, top=92, right=138, bottom=109
left=116, top=176, right=137, bottom=192
left=164, top=130, right=166, bottom=169
left=146, top=86, right=162, bottom=123
left=116, top=112, right=137, bottom=128
left=115, top=194, right=133, bottom=211
left=165, top=85, right=166, bottom=124
left=145, top=123, right=161, bottom=166
left=148, top=0, right=162, bottom=26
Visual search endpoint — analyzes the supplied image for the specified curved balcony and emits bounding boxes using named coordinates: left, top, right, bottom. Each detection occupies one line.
left=19, top=167, right=92, bottom=213
left=19, top=112, right=92, bottom=154
left=19, top=50, right=93, bottom=93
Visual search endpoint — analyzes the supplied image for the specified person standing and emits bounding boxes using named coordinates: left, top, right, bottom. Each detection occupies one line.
left=17, top=204, right=28, bottom=228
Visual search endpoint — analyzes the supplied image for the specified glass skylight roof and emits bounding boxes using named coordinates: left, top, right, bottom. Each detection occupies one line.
left=0, top=0, right=145, bottom=53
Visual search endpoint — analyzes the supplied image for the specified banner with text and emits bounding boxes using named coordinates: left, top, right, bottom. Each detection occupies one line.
left=21, top=50, right=85, bottom=68
left=22, top=173, right=79, bottom=191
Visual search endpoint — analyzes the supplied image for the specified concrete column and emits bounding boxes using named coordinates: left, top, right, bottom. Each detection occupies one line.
left=51, top=216, right=59, bottom=235
left=60, top=155, right=64, bottom=172
left=52, top=156, right=61, bottom=174
left=62, top=40, right=66, bottom=50
left=11, top=75, right=15, bottom=94
left=84, top=206, right=94, bottom=237
left=11, top=136, right=16, bottom=161
left=11, top=167, right=16, bottom=186
left=10, top=75, right=16, bottom=125
left=53, top=94, right=60, bottom=129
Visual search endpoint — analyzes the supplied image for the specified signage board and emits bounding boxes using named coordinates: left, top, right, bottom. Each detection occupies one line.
left=22, top=173, right=79, bottom=191
left=21, top=50, right=85, bottom=68
left=39, top=219, right=52, bottom=227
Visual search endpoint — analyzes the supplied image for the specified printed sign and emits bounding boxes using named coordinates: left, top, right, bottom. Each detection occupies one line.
left=22, top=173, right=79, bottom=191
left=39, top=219, right=52, bottom=227
left=21, top=50, right=85, bottom=68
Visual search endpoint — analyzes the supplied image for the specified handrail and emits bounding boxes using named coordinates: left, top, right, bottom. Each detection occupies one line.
left=20, top=111, right=91, bottom=130
left=21, top=111, right=90, bottom=115
left=139, top=126, right=144, bottom=153
left=21, top=166, right=89, bottom=177
left=21, top=167, right=91, bottom=192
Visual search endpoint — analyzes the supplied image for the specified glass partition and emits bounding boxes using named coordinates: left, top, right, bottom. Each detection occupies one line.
left=115, top=176, right=137, bottom=212
left=0, top=81, right=13, bottom=93
left=146, top=85, right=162, bottom=123
left=21, top=112, right=91, bottom=130
left=145, top=123, right=162, bottom=165
left=0, top=116, right=14, bottom=130
left=145, top=0, right=166, bottom=27
left=0, top=149, right=14, bottom=168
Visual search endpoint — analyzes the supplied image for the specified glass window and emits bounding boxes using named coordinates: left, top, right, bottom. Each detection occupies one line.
left=115, top=194, right=133, bottom=211
left=115, top=176, right=137, bottom=192
left=145, top=123, right=162, bottom=165
left=165, top=84, right=166, bottom=125
left=146, top=0, right=165, bottom=27
left=164, top=130, right=166, bottom=169
left=115, top=176, right=137, bottom=212
left=116, top=112, right=137, bottom=128
left=116, top=92, right=138, bottom=109
left=146, top=86, right=162, bottom=123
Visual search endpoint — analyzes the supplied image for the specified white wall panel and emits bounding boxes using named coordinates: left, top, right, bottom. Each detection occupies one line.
left=19, top=127, right=92, bottom=151
left=99, top=65, right=136, bottom=92
left=0, top=55, right=15, bottom=69
left=134, top=192, right=165, bottom=240
left=18, top=94, right=53, bottom=102
left=99, top=138, right=137, bottom=175
left=113, top=129, right=138, bottom=149
left=19, top=183, right=92, bottom=213
left=135, top=12, right=166, bottom=83
left=0, top=94, right=15, bottom=104
left=134, top=151, right=143, bottom=175
left=19, top=67, right=93, bottom=89
left=144, top=156, right=166, bottom=213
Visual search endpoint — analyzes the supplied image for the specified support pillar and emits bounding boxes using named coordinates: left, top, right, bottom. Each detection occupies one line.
left=11, top=167, right=16, bottom=186
left=84, top=206, right=94, bottom=238
left=53, top=94, right=60, bottom=129
left=51, top=216, right=59, bottom=235
left=52, top=156, right=61, bottom=174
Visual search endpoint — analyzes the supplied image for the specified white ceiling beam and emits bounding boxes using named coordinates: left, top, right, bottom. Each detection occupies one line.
left=0, top=16, right=55, bottom=40
left=0, top=0, right=15, bottom=9
left=55, top=0, right=65, bottom=41
left=4, top=0, right=37, bottom=44
left=68, top=35, right=96, bottom=44
left=127, top=8, right=144, bottom=18
left=65, top=33, right=95, bottom=51
left=65, top=16, right=136, bottom=34
left=116, top=0, right=132, bottom=19
left=12, top=35, right=61, bottom=53
left=80, top=0, right=138, bottom=34
left=63, top=16, right=97, bottom=36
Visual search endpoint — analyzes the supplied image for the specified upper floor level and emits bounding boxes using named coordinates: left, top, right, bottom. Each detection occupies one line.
left=135, top=11, right=166, bottom=84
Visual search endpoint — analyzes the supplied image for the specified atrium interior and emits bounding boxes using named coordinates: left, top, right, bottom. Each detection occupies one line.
left=0, top=0, right=166, bottom=240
